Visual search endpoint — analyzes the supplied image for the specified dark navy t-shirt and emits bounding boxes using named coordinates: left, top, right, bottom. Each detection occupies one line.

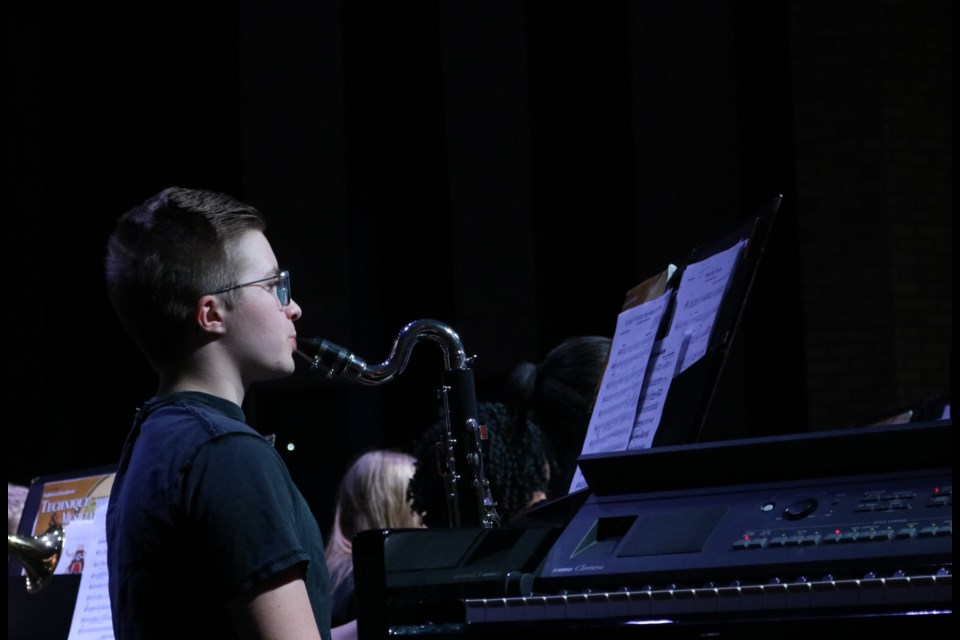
left=106, top=392, right=331, bottom=640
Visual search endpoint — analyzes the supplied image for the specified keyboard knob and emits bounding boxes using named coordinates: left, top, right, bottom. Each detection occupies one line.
left=783, top=498, right=818, bottom=520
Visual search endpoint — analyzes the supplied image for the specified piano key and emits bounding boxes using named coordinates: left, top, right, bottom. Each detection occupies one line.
left=462, top=570, right=954, bottom=626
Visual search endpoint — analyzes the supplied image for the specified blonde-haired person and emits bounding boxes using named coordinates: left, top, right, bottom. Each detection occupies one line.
left=326, top=450, right=422, bottom=626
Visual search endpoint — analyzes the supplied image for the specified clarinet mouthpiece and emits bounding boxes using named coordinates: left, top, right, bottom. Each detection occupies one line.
left=297, top=338, right=367, bottom=381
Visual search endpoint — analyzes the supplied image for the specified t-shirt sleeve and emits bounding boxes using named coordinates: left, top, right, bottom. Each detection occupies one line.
left=183, top=433, right=314, bottom=597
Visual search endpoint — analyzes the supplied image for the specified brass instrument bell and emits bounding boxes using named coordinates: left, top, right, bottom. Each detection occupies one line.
left=7, top=523, right=65, bottom=593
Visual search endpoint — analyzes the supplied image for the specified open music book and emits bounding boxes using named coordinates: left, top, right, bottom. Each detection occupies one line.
left=569, top=195, right=782, bottom=494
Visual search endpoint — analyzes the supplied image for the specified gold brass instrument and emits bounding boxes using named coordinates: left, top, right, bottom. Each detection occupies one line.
left=298, top=319, right=501, bottom=528
left=8, top=523, right=65, bottom=593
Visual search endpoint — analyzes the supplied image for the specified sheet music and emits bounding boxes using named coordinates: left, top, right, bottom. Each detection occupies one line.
left=67, top=496, right=115, bottom=640
left=569, top=293, right=670, bottom=493
left=669, top=239, right=746, bottom=374
left=569, top=233, right=754, bottom=493
left=627, top=333, right=682, bottom=450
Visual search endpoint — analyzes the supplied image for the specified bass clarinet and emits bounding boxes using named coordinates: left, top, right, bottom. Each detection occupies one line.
left=298, top=319, right=501, bottom=529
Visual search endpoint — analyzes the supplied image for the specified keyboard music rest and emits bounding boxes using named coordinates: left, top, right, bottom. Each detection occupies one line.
left=577, top=420, right=951, bottom=497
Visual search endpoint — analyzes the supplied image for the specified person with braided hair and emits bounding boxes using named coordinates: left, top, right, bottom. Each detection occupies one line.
left=407, top=401, right=556, bottom=528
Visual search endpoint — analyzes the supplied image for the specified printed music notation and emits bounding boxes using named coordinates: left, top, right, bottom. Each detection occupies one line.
left=569, top=239, right=746, bottom=493
left=669, top=239, right=745, bottom=375
left=569, top=293, right=670, bottom=493
left=67, top=495, right=116, bottom=640
left=626, top=337, right=679, bottom=450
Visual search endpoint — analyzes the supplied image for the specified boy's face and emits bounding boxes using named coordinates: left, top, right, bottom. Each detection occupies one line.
left=222, top=230, right=303, bottom=383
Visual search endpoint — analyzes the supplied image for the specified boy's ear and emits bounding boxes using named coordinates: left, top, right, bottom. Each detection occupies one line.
left=195, top=295, right=228, bottom=335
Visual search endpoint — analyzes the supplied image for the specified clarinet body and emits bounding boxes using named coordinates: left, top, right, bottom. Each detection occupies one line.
left=298, top=319, right=501, bottom=529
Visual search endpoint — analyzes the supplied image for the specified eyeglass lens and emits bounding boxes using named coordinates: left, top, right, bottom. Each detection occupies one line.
left=277, top=271, right=291, bottom=306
